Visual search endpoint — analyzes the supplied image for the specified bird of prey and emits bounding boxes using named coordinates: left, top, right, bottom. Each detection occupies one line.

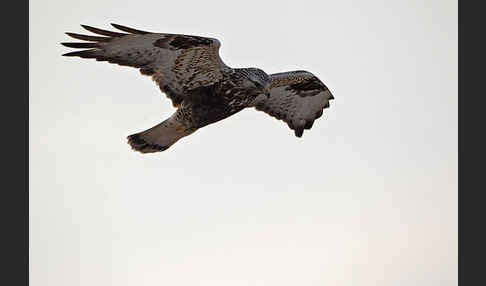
left=62, top=24, right=334, bottom=153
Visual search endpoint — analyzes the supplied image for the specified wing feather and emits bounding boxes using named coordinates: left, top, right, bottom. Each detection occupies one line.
left=252, top=70, right=334, bottom=137
left=62, top=24, right=228, bottom=107
left=80, top=25, right=128, bottom=37
left=110, top=23, right=151, bottom=34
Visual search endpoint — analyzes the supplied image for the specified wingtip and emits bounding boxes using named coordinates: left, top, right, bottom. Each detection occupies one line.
left=65, top=32, right=110, bottom=42
left=110, top=23, right=124, bottom=30
left=61, top=42, right=99, bottom=48
left=80, top=24, right=92, bottom=31
left=110, top=23, right=150, bottom=34
left=61, top=49, right=97, bottom=58
left=62, top=50, right=84, bottom=57
left=110, top=23, right=127, bottom=28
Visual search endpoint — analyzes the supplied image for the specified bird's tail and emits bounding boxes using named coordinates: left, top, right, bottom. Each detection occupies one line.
left=127, top=113, right=195, bottom=154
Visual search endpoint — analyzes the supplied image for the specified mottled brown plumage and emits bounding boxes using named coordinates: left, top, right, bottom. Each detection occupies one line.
left=62, top=24, right=334, bottom=153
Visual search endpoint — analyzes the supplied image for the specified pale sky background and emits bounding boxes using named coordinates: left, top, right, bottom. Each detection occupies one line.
left=30, top=0, right=457, bottom=285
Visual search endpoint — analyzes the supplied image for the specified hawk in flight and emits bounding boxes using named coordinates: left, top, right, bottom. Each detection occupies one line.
left=62, top=24, right=334, bottom=153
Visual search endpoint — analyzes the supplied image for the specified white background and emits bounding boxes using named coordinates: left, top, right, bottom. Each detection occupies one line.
left=30, top=0, right=457, bottom=285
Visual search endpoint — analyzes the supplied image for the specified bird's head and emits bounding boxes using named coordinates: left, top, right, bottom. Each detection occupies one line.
left=246, top=68, right=272, bottom=98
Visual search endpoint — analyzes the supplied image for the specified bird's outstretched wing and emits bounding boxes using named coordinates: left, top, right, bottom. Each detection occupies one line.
left=251, top=70, right=334, bottom=137
left=62, top=24, right=228, bottom=107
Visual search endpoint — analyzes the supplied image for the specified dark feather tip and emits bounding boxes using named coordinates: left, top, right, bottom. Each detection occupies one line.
left=81, top=24, right=128, bottom=37
left=65, top=32, right=110, bottom=42
left=61, top=42, right=99, bottom=48
left=62, top=51, right=83, bottom=57
left=294, top=128, right=304, bottom=138
left=110, top=23, right=150, bottom=34
left=61, top=50, right=97, bottom=58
